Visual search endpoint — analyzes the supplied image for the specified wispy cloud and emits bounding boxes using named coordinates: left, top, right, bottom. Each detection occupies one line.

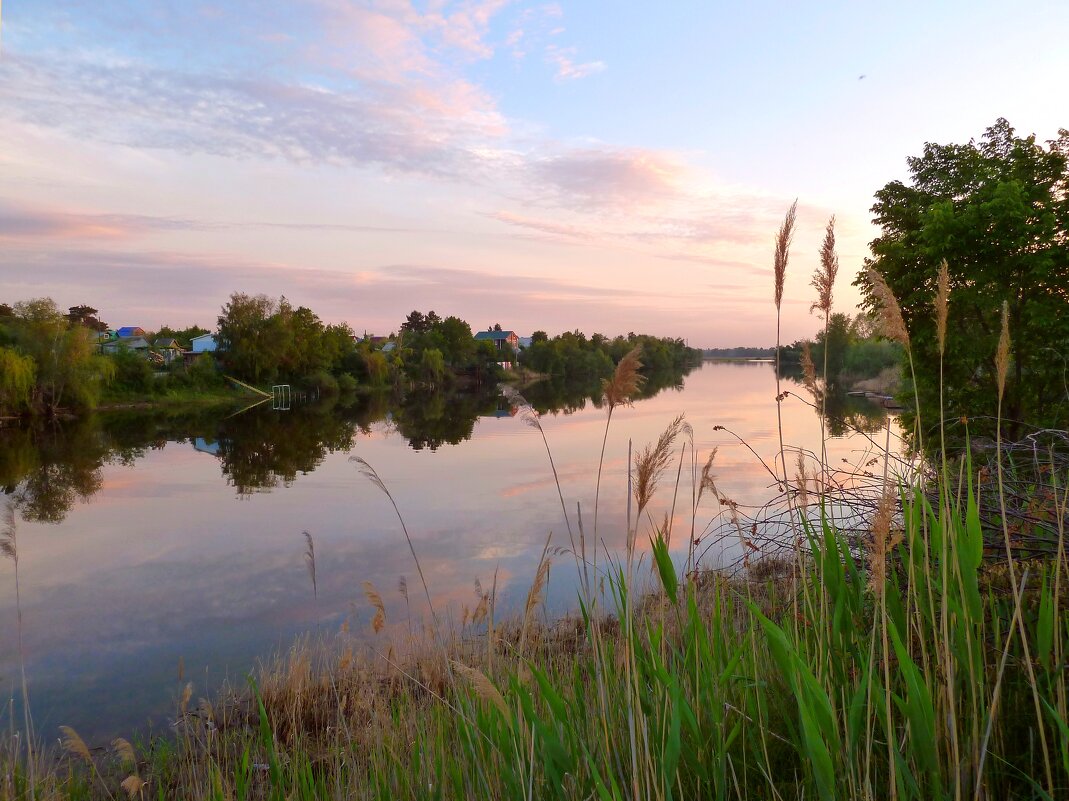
left=529, top=148, right=682, bottom=208
left=545, top=44, right=606, bottom=80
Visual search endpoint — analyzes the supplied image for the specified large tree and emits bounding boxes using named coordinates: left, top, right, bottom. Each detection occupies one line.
left=858, top=119, right=1069, bottom=440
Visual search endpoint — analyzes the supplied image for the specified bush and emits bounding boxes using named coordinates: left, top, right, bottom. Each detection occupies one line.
left=337, top=372, right=358, bottom=393
left=108, top=349, right=155, bottom=394
left=302, top=370, right=339, bottom=396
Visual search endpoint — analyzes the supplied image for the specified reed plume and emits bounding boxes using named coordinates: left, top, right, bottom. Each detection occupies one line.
left=996, top=300, right=1011, bottom=401
left=303, top=531, right=317, bottom=599
left=810, top=215, right=838, bottom=316
left=795, top=451, right=810, bottom=509
left=936, top=259, right=950, bottom=356
left=180, top=682, right=193, bottom=714
left=112, top=738, right=136, bottom=767
left=363, top=580, right=387, bottom=634
left=773, top=200, right=798, bottom=528
left=120, top=775, right=146, bottom=799
left=60, top=726, right=91, bottom=763
left=631, top=414, right=687, bottom=542
left=602, top=346, right=644, bottom=410
left=451, top=662, right=509, bottom=718
left=695, top=447, right=720, bottom=507
left=867, top=489, right=899, bottom=593
left=774, top=200, right=798, bottom=311
left=800, top=342, right=818, bottom=397
left=593, top=345, right=646, bottom=578
left=865, top=268, right=910, bottom=347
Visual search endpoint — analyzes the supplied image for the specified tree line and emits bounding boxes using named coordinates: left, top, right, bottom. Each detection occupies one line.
left=518, top=330, right=701, bottom=380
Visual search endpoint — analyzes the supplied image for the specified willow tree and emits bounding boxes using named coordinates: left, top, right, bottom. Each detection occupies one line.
left=0, top=347, right=35, bottom=416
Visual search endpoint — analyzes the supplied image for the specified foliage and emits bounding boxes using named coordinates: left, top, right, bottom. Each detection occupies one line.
left=857, top=118, right=1069, bottom=438
left=0, top=347, right=35, bottom=416
left=519, top=330, right=700, bottom=381
left=779, top=312, right=903, bottom=388
left=0, top=298, right=114, bottom=414
left=216, top=294, right=357, bottom=386
left=65, top=305, right=109, bottom=333
left=153, top=324, right=209, bottom=349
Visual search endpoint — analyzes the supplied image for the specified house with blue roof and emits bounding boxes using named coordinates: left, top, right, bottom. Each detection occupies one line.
left=474, top=328, right=519, bottom=352
left=116, top=326, right=146, bottom=338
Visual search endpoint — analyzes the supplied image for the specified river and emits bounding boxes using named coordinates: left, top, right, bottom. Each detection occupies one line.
left=0, top=361, right=891, bottom=740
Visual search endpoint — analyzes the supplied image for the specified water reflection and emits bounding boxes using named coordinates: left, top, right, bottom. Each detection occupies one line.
left=0, top=367, right=699, bottom=518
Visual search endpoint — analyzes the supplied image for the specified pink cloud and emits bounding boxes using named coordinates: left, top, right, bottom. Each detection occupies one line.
left=529, top=148, right=683, bottom=208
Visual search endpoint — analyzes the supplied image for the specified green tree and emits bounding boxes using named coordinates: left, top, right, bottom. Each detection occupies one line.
left=217, top=293, right=282, bottom=383
left=859, top=119, right=1069, bottom=438
left=0, top=347, right=36, bottom=416
left=11, top=298, right=113, bottom=412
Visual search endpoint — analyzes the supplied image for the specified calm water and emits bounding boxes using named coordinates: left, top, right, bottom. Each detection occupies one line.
left=0, top=362, right=889, bottom=740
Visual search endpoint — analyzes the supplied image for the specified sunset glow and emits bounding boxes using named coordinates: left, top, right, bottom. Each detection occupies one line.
left=2, top=1, right=1066, bottom=344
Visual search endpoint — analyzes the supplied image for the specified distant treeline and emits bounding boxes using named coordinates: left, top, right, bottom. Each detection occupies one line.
left=702, top=347, right=775, bottom=359
left=519, top=330, right=701, bottom=381
left=0, top=294, right=701, bottom=417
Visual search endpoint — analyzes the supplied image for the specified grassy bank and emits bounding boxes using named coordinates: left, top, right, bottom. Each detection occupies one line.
left=4, top=440, right=1067, bottom=800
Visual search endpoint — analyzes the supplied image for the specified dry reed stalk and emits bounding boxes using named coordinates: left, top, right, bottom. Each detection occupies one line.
left=810, top=215, right=838, bottom=317
left=631, top=414, right=687, bottom=548
left=352, top=457, right=446, bottom=658
left=518, top=534, right=552, bottom=657
left=696, top=447, right=719, bottom=508
left=502, top=387, right=574, bottom=543
left=303, top=531, right=317, bottom=599
left=795, top=451, right=809, bottom=510
left=800, top=342, right=818, bottom=398
left=180, top=682, right=192, bottom=714
left=996, top=300, right=1011, bottom=400
left=936, top=258, right=950, bottom=356
left=594, top=345, right=646, bottom=562
left=363, top=580, right=387, bottom=634
left=59, top=727, right=116, bottom=801
left=865, top=268, right=910, bottom=347
left=112, top=738, right=136, bottom=767
left=120, top=775, right=146, bottom=799
left=866, top=489, right=900, bottom=593
left=774, top=200, right=798, bottom=311
left=451, top=662, right=509, bottom=718
left=59, top=726, right=91, bottom=763
left=601, top=345, right=645, bottom=410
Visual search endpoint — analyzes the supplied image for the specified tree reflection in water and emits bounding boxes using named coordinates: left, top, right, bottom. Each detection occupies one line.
left=0, top=364, right=699, bottom=520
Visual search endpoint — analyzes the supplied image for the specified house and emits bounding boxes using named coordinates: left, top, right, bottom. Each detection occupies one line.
left=101, top=336, right=150, bottom=356
left=190, top=332, right=221, bottom=353
left=115, top=326, right=146, bottom=338
left=474, top=329, right=520, bottom=352
left=153, top=338, right=183, bottom=365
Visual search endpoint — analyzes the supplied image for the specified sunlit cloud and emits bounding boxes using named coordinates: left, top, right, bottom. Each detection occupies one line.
left=529, top=148, right=683, bottom=208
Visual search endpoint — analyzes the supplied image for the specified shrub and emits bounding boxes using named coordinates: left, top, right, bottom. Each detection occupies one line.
left=337, top=372, right=358, bottom=393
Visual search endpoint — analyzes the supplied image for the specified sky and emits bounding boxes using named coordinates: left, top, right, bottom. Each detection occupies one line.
left=1, top=1, right=1066, bottom=346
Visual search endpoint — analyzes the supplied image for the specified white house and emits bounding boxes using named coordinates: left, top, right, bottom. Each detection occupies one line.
left=190, top=332, right=221, bottom=353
